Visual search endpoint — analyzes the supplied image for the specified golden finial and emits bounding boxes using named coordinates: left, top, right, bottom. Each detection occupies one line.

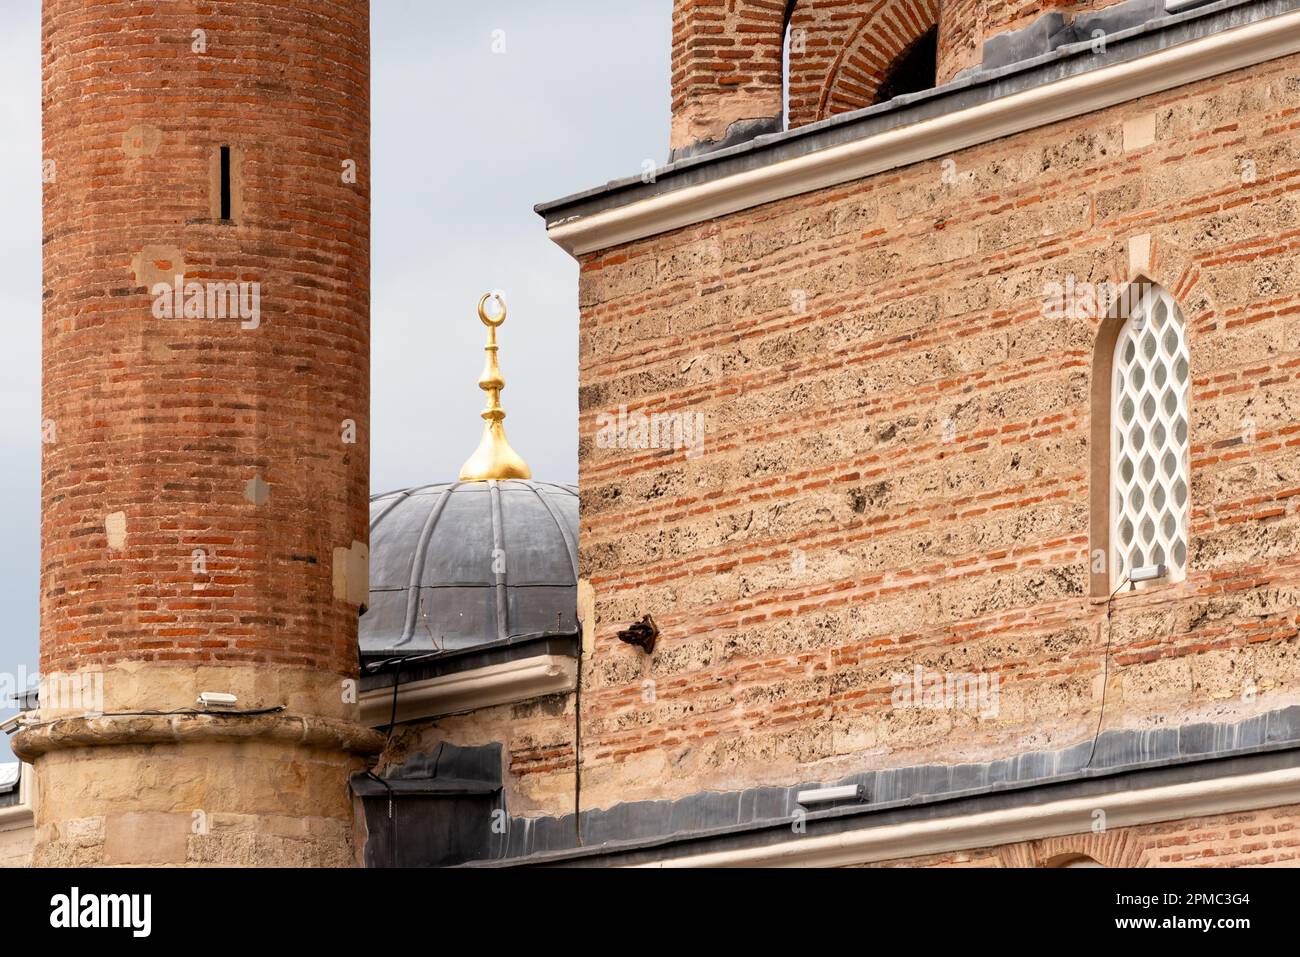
left=459, top=292, right=532, bottom=482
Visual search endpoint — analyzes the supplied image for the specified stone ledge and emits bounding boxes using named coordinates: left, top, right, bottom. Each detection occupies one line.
left=11, top=712, right=385, bottom=760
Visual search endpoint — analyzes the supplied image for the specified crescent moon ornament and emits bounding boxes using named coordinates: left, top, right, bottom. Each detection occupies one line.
left=478, top=291, right=507, bottom=328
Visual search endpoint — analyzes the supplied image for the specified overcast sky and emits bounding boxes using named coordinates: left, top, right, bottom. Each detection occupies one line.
left=0, top=0, right=671, bottom=758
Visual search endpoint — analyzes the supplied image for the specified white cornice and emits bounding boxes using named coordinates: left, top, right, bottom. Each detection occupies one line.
left=359, top=654, right=577, bottom=727
left=634, top=764, right=1300, bottom=867
left=0, top=763, right=34, bottom=832
left=548, top=8, right=1300, bottom=256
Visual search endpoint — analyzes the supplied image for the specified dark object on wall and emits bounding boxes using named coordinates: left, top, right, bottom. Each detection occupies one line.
left=617, top=615, right=659, bottom=655
left=352, top=742, right=505, bottom=867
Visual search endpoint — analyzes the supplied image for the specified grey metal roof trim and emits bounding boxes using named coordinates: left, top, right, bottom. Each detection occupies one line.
left=361, top=480, right=580, bottom=658
left=351, top=776, right=500, bottom=798
left=485, top=742, right=1300, bottom=868
left=535, top=0, right=1294, bottom=227
left=466, top=704, right=1300, bottom=867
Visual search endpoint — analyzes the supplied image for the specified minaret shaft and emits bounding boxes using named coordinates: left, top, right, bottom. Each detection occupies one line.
left=17, top=0, right=381, bottom=867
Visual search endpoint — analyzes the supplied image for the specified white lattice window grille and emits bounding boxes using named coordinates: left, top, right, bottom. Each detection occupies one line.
left=1110, top=285, right=1190, bottom=589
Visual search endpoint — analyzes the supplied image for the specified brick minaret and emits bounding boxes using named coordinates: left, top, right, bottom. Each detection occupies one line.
left=16, top=0, right=382, bottom=866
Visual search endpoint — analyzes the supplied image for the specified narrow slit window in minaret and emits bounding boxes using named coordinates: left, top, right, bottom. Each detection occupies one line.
left=219, top=146, right=232, bottom=221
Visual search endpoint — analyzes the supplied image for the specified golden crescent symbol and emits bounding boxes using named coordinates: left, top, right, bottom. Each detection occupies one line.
left=478, top=292, right=506, bottom=328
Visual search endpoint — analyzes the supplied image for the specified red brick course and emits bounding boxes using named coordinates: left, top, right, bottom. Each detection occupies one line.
left=670, top=0, right=788, bottom=151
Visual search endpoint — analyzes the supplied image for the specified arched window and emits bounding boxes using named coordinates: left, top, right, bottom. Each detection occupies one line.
left=1109, top=284, right=1191, bottom=589
left=872, top=25, right=938, bottom=105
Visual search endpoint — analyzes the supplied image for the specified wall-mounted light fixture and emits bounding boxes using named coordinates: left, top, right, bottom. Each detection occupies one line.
left=1130, top=564, right=1167, bottom=584
left=197, top=691, right=238, bottom=710
left=796, top=784, right=866, bottom=806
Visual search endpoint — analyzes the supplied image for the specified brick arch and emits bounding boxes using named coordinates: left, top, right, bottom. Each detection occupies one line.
left=993, top=830, right=1147, bottom=867
left=1042, top=852, right=1104, bottom=867
left=1030, top=831, right=1147, bottom=868
left=786, top=0, right=940, bottom=129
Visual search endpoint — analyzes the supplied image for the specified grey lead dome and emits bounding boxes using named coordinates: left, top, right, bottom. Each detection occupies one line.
left=361, top=481, right=579, bottom=658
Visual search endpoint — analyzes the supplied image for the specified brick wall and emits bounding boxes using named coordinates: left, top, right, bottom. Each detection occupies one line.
left=671, top=1, right=1136, bottom=152
left=550, top=52, right=1300, bottom=816
left=41, top=0, right=370, bottom=681
left=935, top=0, right=984, bottom=82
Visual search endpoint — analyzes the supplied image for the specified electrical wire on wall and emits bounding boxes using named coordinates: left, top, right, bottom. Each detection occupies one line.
left=360, top=657, right=404, bottom=868
left=1084, top=573, right=1135, bottom=770
left=574, top=637, right=583, bottom=847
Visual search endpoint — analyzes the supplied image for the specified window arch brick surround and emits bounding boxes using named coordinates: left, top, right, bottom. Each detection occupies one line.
left=1088, top=253, right=1209, bottom=600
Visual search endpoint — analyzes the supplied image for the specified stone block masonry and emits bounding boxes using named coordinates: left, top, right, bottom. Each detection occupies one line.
left=531, top=51, right=1300, bottom=820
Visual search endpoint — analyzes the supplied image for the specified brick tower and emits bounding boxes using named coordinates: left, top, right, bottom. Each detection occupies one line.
left=16, top=0, right=382, bottom=866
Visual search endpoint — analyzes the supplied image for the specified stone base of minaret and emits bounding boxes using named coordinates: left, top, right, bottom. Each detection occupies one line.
left=12, top=665, right=383, bottom=867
